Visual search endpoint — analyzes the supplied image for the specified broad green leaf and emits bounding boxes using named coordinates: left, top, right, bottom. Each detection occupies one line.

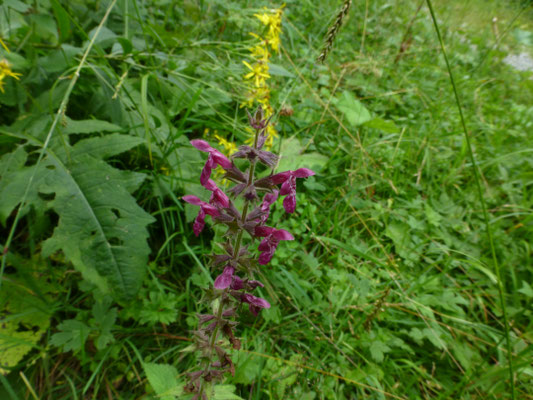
left=214, top=385, right=245, bottom=400
left=277, top=138, right=328, bottom=173
left=335, top=90, right=372, bottom=127
left=50, top=0, right=71, bottom=43
left=518, top=281, right=533, bottom=298
left=143, top=363, right=182, bottom=400
left=0, top=133, right=154, bottom=301
left=72, top=133, right=144, bottom=159
left=41, top=152, right=154, bottom=301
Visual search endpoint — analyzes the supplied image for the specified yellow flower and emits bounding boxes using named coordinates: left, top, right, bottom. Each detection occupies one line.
left=243, top=60, right=270, bottom=88
left=214, top=133, right=238, bottom=155
left=249, top=44, right=270, bottom=62
left=0, top=59, right=21, bottom=93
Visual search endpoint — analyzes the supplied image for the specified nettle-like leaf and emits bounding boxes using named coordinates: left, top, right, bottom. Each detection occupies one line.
left=0, top=125, right=154, bottom=301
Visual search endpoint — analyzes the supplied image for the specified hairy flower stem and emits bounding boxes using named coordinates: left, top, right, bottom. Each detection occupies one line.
left=197, top=127, right=261, bottom=399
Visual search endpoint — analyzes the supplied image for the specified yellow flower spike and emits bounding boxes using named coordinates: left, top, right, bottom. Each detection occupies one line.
left=249, top=44, right=270, bottom=62
left=0, top=59, right=21, bottom=93
left=242, top=60, right=270, bottom=88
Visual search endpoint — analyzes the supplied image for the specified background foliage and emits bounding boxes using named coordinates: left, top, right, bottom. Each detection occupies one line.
left=0, top=0, right=532, bottom=399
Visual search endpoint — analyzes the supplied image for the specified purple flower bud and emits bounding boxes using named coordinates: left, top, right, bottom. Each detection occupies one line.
left=191, top=139, right=233, bottom=185
left=230, top=275, right=244, bottom=290
left=242, top=293, right=270, bottom=316
left=255, top=226, right=294, bottom=265
left=270, top=168, right=315, bottom=213
left=246, top=107, right=267, bottom=131
left=183, top=195, right=220, bottom=236
left=204, top=179, right=230, bottom=208
left=247, top=280, right=265, bottom=290
left=198, top=314, right=216, bottom=324
left=214, top=266, right=235, bottom=290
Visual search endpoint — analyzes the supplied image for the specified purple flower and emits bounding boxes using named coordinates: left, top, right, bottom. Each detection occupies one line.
left=214, top=266, right=235, bottom=290
left=204, top=179, right=230, bottom=209
left=191, top=139, right=233, bottom=185
left=259, top=190, right=278, bottom=223
left=270, top=168, right=315, bottom=213
left=255, top=226, right=294, bottom=265
left=242, top=293, right=270, bottom=316
left=183, top=195, right=220, bottom=236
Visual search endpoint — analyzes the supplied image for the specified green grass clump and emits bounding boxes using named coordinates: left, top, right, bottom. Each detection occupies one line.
left=0, top=0, right=532, bottom=399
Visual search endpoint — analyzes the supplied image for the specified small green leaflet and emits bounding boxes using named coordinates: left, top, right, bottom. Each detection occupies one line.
left=335, top=90, right=372, bottom=127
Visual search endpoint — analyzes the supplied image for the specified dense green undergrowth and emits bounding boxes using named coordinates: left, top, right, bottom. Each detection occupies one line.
left=0, top=0, right=532, bottom=399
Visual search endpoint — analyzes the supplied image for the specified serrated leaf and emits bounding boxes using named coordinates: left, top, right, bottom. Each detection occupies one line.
left=214, top=385, right=245, bottom=400
left=49, top=320, right=90, bottom=353
left=0, top=132, right=154, bottom=301
left=143, top=363, right=182, bottom=400
left=369, top=340, right=391, bottom=363
left=41, top=152, right=155, bottom=301
left=92, top=299, right=117, bottom=350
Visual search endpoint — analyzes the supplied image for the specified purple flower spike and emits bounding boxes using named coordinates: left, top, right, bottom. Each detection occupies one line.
left=255, top=226, right=294, bottom=265
left=270, top=168, right=315, bottom=213
left=183, top=195, right=220, bottom=236
left=204, top=179, right=230, bottom=209
left=214, top=266, right=235, bottom=290
left=191, top=139, right=233, bottom=185
left=242, top=293, right=270, bottom=316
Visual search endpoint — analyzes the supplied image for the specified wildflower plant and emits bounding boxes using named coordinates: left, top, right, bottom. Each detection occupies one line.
left=182, top=107, right=314, bottom=399
left=241, top=6, right=284, bottom=149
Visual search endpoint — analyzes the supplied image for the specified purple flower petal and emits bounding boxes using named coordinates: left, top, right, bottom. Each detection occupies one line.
left=193, top=208, right=206, bottom=236
left=272, top=229, right=294, bottom=241
left=270, top=171, right=291, bottom=185
left=293, top=168, right=315, bottom=178
left=205, top=179, right=230, bottom=208
left=247, top=280, right=265, bottom=290
left=258, top=250, right=274, bottom=265
left=214, top=266, right=235, bottom=290
left=230, top=275, right=244, bottom=290
left=242, top=293, right=270, bottom=308
left=255, top=226, right=275, bottom=237
left=283, top=194, right=296, bottom=213
left=211, top=150, right=232, bottom=169
left=190, top=139, right=213, bottom=152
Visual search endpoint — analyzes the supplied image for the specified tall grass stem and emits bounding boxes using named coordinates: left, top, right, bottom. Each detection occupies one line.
left=425, top=1, right=515, bottom=398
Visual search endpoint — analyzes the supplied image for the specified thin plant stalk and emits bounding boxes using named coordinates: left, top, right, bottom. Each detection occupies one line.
left=425, top=1, right=515, bottom=398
